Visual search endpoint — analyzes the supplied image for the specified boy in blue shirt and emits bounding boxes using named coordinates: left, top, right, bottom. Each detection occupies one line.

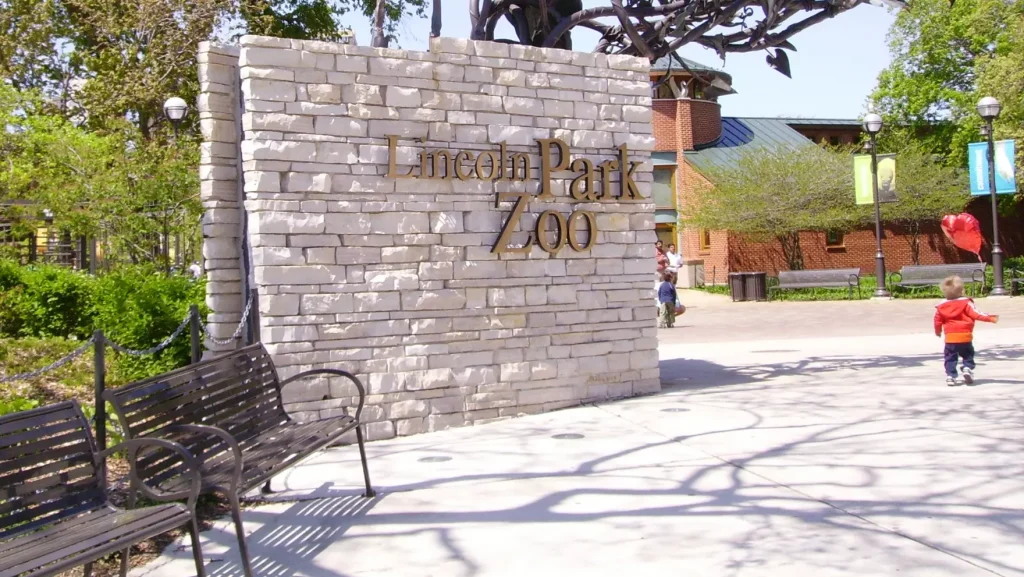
left=657, top=271, right=677, bottom=328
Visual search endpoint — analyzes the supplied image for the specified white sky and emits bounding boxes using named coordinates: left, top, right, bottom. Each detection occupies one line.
left=341, top=1, right=897, bottom=121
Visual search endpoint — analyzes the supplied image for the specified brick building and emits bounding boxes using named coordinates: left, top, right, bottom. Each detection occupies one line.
left=649, top=53, right=1018, bottom=281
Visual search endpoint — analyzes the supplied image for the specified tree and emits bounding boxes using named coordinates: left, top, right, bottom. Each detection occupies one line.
left=0, top=85, right=201, bottom=269
left=878, top=145, right=970, bottom=264
left=871, top=0, right=1024, bottom=167
left=680, top=145, right=856, bottom=271
left=975, top=14, right=1024, bottom=191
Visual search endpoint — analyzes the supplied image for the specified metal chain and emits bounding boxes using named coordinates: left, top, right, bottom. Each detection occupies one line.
left=201, top=293, right=253, bottom=345
left=106, top=311, right=193, bottom=356
left=0, top=337, right=96, bottom=384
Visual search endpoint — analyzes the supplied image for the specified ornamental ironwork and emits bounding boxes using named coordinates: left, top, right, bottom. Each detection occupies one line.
left=428, top=0, right=903, bottom=76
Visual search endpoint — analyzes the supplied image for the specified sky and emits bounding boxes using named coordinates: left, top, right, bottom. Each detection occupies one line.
left=342, top=2, right=898, bottom=121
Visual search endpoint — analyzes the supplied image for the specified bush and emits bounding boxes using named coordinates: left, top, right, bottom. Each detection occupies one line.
left=0, top=260, right=208, bottom=384
left=93, top=266, right=207, bottom=381
left=0, top=262, right=95, bottom=338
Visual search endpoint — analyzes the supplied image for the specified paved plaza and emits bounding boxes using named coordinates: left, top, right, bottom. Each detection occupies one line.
left=135, top=293, right=1024, bottom=577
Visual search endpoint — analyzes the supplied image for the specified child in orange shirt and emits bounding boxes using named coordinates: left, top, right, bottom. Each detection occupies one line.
left=934, top=276, right=998, bottom=386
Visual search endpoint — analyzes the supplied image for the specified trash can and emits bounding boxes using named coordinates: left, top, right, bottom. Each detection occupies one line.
left=744, top=272, right=768, bottom=302
left=728, top=272, right=747, bottom=302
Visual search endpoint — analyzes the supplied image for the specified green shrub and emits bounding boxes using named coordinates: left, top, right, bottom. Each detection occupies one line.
left=0, top=264, right=95, bottom=338
left=0, top=397, right=39, bottom=416
left=93, top=266, right=207, bottom=381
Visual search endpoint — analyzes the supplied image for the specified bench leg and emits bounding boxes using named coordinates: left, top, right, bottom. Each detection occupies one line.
left=228, top=492, right=255, bottom=577
left=356, top=425, right=375, bottom=498
left=84, top=563, right=93, bottom=577
left=187, top=517, right=208, bottom=577
left=119, top=489, right=137, bottom=577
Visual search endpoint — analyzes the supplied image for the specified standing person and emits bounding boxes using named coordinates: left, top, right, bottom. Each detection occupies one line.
left=666, top=243, right=682, bottom=278
left=655, top=240, right=668, bottom=272
left=657, top=271, right=677, bottom=329
left=934, top=275, right=998, bottom=386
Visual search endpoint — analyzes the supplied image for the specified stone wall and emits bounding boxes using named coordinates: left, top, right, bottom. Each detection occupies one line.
left=197, top=42, right=247, bottom=352
left=203, top=35, right=660, bottom=440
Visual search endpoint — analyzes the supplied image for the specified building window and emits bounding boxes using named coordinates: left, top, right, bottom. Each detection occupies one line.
left=652, top=167, right=676, bottom=210
left=825, top=230, right=844, bottom=248
left=656, top=224, right=676, bottom=248
left=699, top=229, right=712, bottom=252
left=829, top=136, right=841, bottom=146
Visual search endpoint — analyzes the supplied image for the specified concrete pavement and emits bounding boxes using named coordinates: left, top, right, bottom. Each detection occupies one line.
left=133, top=297, right=1024, bottom=577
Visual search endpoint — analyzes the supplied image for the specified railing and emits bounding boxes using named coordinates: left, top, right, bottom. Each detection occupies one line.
left=0, top=289, right=259, bottom=450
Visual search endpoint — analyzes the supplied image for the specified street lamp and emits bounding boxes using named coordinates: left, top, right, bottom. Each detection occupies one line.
left=863, top=112, right=890, bottom=298
left=977, top=96, right=1008, bottom=296
left=163, top=96, right=188, bottom=139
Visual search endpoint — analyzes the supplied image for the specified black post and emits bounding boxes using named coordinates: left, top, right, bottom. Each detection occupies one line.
left=93, top=330, right=106, bottom=452
left=246, top=289, right=260, bottom=345
left=986, top=120, right=1008, bottom=296
left=77, top=236, right=87, bottom=271
left=89, top=236, right=97, bottom=275
left=189, top=304, right=202, bottom=363
left=869, top=134, right=891, bottom=298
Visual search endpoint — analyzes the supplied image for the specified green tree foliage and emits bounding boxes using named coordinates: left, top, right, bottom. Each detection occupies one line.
left=871, top=0, right=1024, bottom=169
left=975, top=14, right=1024, bottom=187
left=0, top=84, right=202, bottom=268
left=877, top=144, right=970, bottom=264
left=680, top=145, right=856, bottom=271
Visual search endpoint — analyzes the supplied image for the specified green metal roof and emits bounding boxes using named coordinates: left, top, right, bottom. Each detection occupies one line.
left=776, top=117, right=863, bottom=127
left=684, top=117, right=813, bottom=174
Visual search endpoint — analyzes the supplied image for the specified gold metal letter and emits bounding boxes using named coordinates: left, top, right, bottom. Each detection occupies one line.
left=535, top=210, right=567, bottom=254
left=598, top=159, right=619, bottom=200
left=385, top=135, right=414, bottom=178
left=569, top=158, right=597, bottom=200
left=618, top=144, right=641, bottom=199
left=537, top=138, right=570, bottom=199
left=509, top=152, right=531, bottom=182
left=492, top=192, right=533, bottom=254
left=432, top=150, right=454, bottom=180
left=454, top=151, right=474, bottom=180
left=475, top=150, right=501, bottom=181
left=567, top=210, right=597, bottom=251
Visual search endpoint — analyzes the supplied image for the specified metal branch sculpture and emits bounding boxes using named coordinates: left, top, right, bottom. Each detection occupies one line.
left=458, top=0, right=903, bottom=74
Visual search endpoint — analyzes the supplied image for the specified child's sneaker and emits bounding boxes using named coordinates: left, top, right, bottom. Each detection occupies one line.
left=946, top=376, right=958, bottom=387
left=961, top=367, right=974, bottom=385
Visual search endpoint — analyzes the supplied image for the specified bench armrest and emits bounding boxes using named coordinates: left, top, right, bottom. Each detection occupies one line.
left=100, top=438, right=202, bottom=511
left=886, top=271, right=902, bottom=291
left=848, top=273, right=860, bottom=286
left=163, top=424, right=244, bottom=490
left=280, top=368, right=367, bottom=421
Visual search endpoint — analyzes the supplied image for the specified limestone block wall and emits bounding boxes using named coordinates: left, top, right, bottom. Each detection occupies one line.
left=214, top=35, right=660, bottom=440
left=197, top=42, right=247, bottom=353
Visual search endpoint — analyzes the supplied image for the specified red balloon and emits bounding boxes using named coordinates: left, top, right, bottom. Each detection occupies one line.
left=941, top=213, right=984, bottom=257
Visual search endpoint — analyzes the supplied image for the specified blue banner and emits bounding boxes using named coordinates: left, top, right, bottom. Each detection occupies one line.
left=968, top=140, right=1016, bottom=195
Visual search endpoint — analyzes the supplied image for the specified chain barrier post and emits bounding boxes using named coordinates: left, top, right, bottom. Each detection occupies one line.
left=93, top=330, right=106, bottom=453
left=246, top=289, right=260, bottom=345
left=189, top=305, right=202, bottom=363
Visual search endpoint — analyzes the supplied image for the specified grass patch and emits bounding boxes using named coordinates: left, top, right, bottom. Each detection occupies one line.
left=691, top=273, right=994, bottom=302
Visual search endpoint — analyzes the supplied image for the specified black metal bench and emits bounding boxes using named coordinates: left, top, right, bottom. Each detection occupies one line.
left=103, top=343, right=374, bottom=577
left=770, top=268, right=861, bottom=300
left=1009, top=269, right=1024, bottom=296
left=0, top=400, right=205, bottom=577
left=888, top=263, right=986, bottom=295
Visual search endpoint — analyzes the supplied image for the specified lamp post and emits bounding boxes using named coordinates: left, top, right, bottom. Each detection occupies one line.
left=163, top=96, right=188, bottom=140
left=863, top=112, right=890, bottom=298
left=977, top=96, right=1008, bottom=296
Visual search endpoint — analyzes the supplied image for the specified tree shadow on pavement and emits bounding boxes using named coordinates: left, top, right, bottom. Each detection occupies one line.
left=659, top=345, right=1024, bottom=393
